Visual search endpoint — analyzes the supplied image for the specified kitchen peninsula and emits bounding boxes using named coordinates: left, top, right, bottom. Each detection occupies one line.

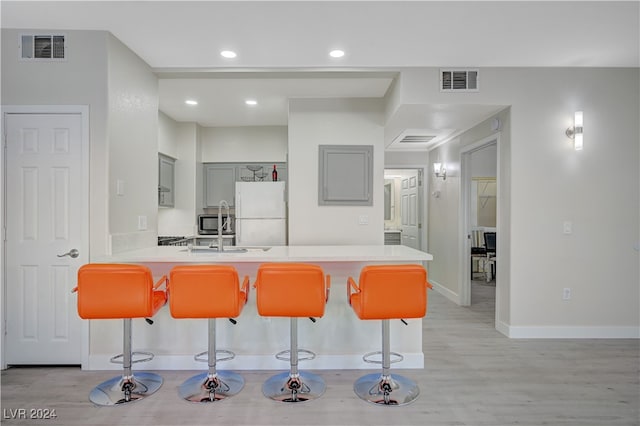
left=86, top=245, right=432, bottom=371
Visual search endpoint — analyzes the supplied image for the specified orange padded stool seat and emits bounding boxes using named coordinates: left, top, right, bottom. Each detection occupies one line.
left=255, top=263, right=330, bottom=402
left=347, top=264, right=432, bottom=406
left=75, top=264, right=167, bottom=406
left=169, top=265, right=249, bottom=403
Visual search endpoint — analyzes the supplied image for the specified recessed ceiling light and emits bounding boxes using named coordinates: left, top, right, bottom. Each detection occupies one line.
left=220, top=50, right=237, bottom=59
left=245, top=99, right=258, bottom=106
left=185, top=99, right=198, bottom=105
left=329, top=49, right=345, bottom=58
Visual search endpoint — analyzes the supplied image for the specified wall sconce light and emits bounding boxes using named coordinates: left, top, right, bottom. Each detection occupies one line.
left=433, top=162, right=447, bottom=180
left=565, top=111, right=584, bottom=151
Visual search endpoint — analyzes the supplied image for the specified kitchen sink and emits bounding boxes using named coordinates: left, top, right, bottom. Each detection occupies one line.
left=213, top=248, right=248, bottom=253
left=183, top=245, right=271, bottom=253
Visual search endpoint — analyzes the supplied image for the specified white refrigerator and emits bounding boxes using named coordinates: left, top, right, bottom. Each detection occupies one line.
left=235, top=181, right=287, bottom=246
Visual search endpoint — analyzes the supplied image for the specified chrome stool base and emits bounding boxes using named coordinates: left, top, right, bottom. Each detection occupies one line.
left=178, top=371, right=244, bottom=403
left=89, top=372, right=163, bottom=406
left=353, top=373, right=420, bottom=406
left=262, top=371, right=326, bottom=403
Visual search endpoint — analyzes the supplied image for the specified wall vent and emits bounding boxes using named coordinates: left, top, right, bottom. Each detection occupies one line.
left=440, top=69, right=479, bottom=92
left=20, top=35, right=66, bottom=60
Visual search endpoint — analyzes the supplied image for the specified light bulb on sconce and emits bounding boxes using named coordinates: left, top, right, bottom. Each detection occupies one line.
left=433, top=162, right=447, bottom=180
left=565, top=111, right=584, bottom=151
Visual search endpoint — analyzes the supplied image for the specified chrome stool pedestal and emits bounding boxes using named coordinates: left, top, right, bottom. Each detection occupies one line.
left=354, top=373, right=420, bottom=406
left=90, top=372, right=163, bottom=406
left=353, top=320, right=420, bottom=406
left=263, top=318, right=325, bottom=402
left=89, top=319, right=163, bottom=406
left=178, top=318, right=244, bottom=403
left=262, top=371, right=325, bottom=403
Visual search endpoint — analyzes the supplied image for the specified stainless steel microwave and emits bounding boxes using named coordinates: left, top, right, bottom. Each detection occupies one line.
left=198, top=214, right=233, bottom=235
left=198, top=214, right=220, bottom=235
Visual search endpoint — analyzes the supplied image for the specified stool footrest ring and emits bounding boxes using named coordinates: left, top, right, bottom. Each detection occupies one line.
left=110, top=351, right=154, bottom=365
left=275, top=349, right=316, bottom=362
left=362, top=350, right=404, bottom=365
left=194, top=349, right=235, bottom=363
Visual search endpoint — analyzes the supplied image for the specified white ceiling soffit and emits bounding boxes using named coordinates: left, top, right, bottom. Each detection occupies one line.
left=159, top=73, right=394, bottom=127
left=384, top=104, right=508, bottom=150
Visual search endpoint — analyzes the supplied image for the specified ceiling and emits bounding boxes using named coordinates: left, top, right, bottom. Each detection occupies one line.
left=2, top=1, right=638, bottom=149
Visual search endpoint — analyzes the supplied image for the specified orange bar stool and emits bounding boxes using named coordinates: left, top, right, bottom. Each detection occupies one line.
left=255, top=263, right=330, bottom=403
left=347, top=264, right=432, bottom=406
left=169, top=265, right=249, bottom=403
left=75, top=264, right=168, bottom=406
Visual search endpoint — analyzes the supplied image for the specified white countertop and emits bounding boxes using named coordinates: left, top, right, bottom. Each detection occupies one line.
left=96, top=245, right=432, bottom=264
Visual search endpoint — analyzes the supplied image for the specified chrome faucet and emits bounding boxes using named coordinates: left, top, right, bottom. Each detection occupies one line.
left=217, top=200, right=230, bottom=252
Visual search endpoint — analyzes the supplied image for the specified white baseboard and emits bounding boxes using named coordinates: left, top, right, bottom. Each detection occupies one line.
left=429, top=279, right=459, bottom=304
left=86, top=353, right=425, bottom=371
left=506, top=326, right=640, bottom=339
left=428, top=281, right=639, bottom=339
left=495, top=319, right=510, bottom=337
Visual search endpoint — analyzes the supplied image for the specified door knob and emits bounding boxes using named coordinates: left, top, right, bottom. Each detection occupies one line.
left=57, top=249, right=79, bottom=258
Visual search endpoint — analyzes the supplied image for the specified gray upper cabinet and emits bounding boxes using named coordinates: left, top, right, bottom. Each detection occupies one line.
left=204, top=164, right=236, bottom=207
left=158, top=154, right=175, bottom=207
left=204, top=162, right=287, bottom=207
left=318, top=145, right=373, bottom=206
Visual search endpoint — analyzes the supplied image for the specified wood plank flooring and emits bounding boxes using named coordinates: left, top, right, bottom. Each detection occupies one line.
left=2, top=284, right=638, bottom=426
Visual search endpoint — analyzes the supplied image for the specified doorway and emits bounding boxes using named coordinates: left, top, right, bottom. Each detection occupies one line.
left=2, top=106, right=89, bottom=367
left=460, top=136, right=498, bottom=313
left=384, top=168, right=423, bottom=250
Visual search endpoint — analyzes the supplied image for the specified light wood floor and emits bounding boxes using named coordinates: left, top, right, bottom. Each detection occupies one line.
left=2, top=283, right=638, bottom=426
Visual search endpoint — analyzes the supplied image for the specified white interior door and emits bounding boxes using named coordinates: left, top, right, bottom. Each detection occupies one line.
left=4, top=112, right=86, bottom=364
left=400, top=170, right=421, bottom=249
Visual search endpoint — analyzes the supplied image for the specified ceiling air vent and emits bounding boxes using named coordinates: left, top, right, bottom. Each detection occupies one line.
left=440, top=69, right=479, bottom=92
left=387, top=130, right=442, bottom=151
left=399, top=135, right=437, bottom=144
left=20, top=35, right=66, bottom=60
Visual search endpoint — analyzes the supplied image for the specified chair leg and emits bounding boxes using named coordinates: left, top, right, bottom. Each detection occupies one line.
left=89, top=319, right=163, bottom=406
left=178, top=318, right=244, bottom=403
left=353, top=319, right=421, bottom=406
left=262, top=317, right=326, bottom=402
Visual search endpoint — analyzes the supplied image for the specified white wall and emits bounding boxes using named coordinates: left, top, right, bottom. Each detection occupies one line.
left=404, top=67, right=639, bottom=336
left=158, top=110, right=180, bottom=159
left=200, top=126, right=287, bottom=162
left=428, top=137, right=462, bottom=297
left=1, top=29, right=111, bottom=257
left=2, top=29, right=161, bottom=255
left=106, top=34, right=159, bottom=253
left=288, top=98, right=385, bottom=245
left=158, top=112, right=200, bottom=237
